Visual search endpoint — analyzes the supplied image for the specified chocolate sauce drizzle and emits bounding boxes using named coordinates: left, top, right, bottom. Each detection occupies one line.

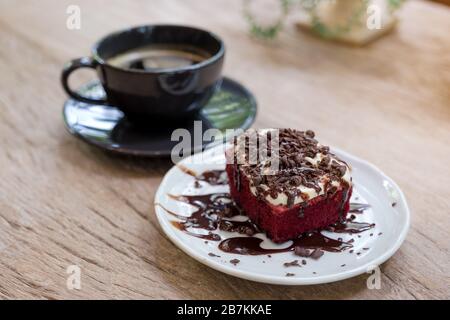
left=219, top=219, right=260, bottom=236
left=233, top=164, right=241, bottom=192
left=338, top=186, right=350, bottom=223
left=349, top=203, right=371, bottom=214
left=219, top=232, right=352, bottom=256
left=161, top=169, right=374, bottom=258
left=177, top=165, right=228, bottom=185
left=198, top=170, right=228, bottom=186
left=326, top=220, right=375, bottom=234
left=159, top=192, right=240, bottom=241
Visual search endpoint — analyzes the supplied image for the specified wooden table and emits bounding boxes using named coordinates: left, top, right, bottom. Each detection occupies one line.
left=0, top=0, right=449, bottom=300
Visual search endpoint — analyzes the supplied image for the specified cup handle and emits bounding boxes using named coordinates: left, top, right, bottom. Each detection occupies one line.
left=61, top=57, right=108, bottom=105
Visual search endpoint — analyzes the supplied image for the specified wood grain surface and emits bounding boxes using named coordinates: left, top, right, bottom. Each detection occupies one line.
left=0, top=0, right=449, bottom=299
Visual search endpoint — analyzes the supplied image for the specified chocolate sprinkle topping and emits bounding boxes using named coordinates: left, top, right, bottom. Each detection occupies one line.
left=233, top=129, right=350, bottom=205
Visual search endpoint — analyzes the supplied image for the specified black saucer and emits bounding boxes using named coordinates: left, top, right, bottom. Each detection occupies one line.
left=63, top=77, right=257, bottom=157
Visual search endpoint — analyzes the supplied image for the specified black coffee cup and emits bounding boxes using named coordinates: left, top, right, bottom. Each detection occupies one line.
left=61, top=25, right=225, bottom=120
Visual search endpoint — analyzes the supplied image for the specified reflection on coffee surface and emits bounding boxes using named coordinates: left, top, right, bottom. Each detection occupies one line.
left=106, top=44, right=212, bottom=70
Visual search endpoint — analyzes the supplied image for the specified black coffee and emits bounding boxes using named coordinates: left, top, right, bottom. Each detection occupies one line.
left=106, top=44, right=211, bottom=70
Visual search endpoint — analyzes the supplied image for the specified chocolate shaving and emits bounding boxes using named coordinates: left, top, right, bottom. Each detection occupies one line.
left=310, top=249, right=324, bottom=260
left=305, top=130, right=315, bottom=138
left=230, top=258, right=240, bottom=265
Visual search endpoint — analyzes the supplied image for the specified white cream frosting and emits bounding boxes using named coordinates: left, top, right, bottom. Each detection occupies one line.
left=246, top=150, right=351, bottom=206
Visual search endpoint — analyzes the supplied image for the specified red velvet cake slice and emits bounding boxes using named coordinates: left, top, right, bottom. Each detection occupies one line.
left=226, top=129, right=352, bottom=243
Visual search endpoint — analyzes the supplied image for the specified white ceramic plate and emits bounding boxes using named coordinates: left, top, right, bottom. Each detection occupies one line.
left=154, top=144, right=410, bottom=285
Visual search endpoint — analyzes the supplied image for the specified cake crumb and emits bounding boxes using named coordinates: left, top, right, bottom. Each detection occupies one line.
left=283, top=260, right=301, bottom=267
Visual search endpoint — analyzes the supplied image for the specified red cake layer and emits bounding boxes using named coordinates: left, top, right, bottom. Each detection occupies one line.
left=226, top=163, right=352, bottom=243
